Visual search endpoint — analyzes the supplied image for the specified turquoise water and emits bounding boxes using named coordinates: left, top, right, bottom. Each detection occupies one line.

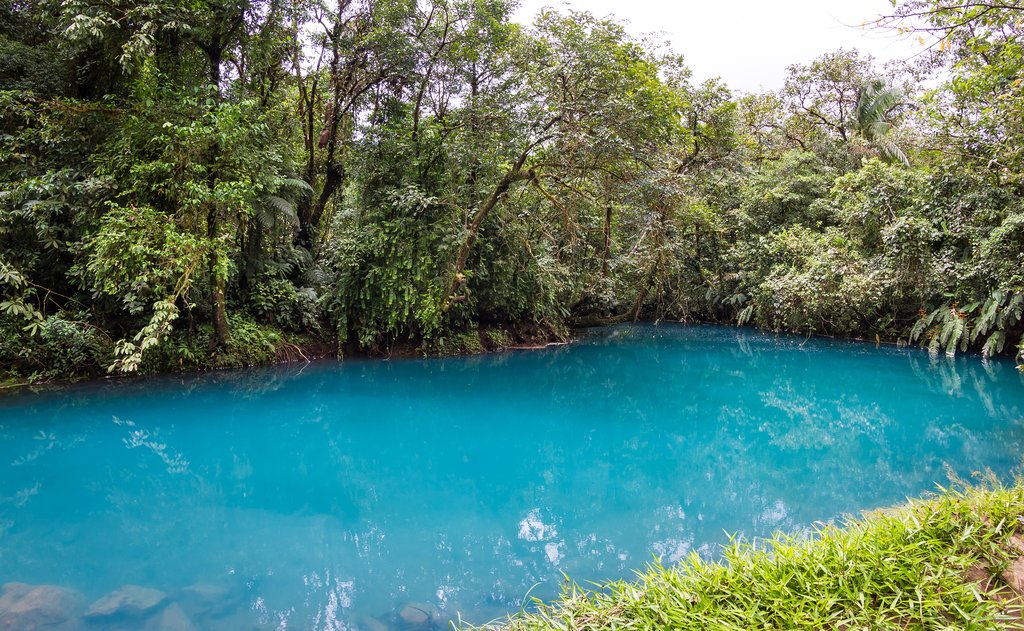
left=2, top=324, right=1024, bottom=629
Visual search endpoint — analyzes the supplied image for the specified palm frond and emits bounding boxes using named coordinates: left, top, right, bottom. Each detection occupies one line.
left=877, top=138, right=910, bottom=167
left=853, top=78, right=910, bottom=166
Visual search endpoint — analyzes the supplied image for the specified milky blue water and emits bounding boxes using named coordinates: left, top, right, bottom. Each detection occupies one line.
left=2, top=324, right=1024, bottom=629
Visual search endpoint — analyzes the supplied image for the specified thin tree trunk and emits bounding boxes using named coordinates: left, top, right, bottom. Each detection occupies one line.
left=298, top=163, right=344, bottom=251
left=445, top=167, right=533, bottom=308
left=444, top=118, right=561, bottom=309
left=205, top=37, right=230, bottom=349
left=207, top=206, right=231, bottom=350
left=603, top=203, right=612, bottom=277
left=297, top=16, right=349, bottom=252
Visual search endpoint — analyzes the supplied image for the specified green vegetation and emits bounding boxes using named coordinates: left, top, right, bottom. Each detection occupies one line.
left=2, top=0, right=1023, bottom=382
left=471, top=476, right=1024, bottom=630
left=3, top=2, right=1024, bottom=624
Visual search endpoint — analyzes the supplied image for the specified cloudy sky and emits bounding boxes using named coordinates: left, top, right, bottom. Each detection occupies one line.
left=513, top=0, right=925, bottom=93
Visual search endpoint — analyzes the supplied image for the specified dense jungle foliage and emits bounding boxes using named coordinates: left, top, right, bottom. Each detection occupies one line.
left=1, top=0, right=1023, bottom=380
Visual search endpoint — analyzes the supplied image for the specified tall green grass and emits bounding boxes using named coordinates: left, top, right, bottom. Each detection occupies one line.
left=469, top=477, right=1024, bottom=630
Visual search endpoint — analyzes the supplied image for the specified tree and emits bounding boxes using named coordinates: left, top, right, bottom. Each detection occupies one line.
left=444, top=9, right=682, bottom=309
left=782, top=49, right=875, bottom=145
left=293, top=0, right=417, bottom=252
left=895, top=0, right=1024, bottom=184
left=852, top=78, right=910, bottom=166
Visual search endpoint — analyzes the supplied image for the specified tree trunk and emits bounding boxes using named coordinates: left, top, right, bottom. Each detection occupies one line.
left=445, top=165, right=534, bottom=309
left=603, top=203, right=612, bottom=277
left=210, top=267, right=230, bottom=348
left=467, top=67, right=480, bottom=216
left=444, top=116, right=561, bottom=309
left=207, top=209, right=231, bottom=350
left=297, top=163, right=344, bottom=251
left=296, top=20, right=345, bottom=252
left=205, top=36, right=230, bottom=350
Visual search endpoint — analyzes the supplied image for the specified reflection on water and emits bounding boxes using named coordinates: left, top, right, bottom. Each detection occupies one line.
left=1, top=324, right=1023, bottom=629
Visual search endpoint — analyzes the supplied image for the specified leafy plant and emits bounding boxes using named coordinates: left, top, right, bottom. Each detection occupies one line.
left=910, top=292, right=1023, bottom=358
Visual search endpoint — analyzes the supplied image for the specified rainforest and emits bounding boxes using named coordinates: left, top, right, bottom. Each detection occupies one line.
left=1, top=0, right=1023, bottom=381
left=5, top=1, right=1024, bottom=629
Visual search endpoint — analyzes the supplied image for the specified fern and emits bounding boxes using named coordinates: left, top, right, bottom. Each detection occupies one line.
left=737, top=304, right=754, bottom=326
left=910, top=306, right=943, bottom=342
left=952, top=317, right=968, bottom=355
left=276, top=177, right=314, bottom=198
left=982, top=330, right=1006, bottom=357
left=262, top=195, right=300, bottom=227
left=972, top=291, right=1003, bottom=342
left=1002, top=294, right=1023, bottom=328
left=724, top=293, right=747, bottom=307
left=936, top=314, right=965, bottom=356
left=912, top=292, right=1022, bottom=358
left=922, top=306, right=964, bottom=357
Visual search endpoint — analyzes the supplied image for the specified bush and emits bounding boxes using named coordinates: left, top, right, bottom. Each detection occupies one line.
left=746, top=227, right=889, bottom=335
left=249, top=277, right=322, bottom=333
left=0, top=312, right=113, bottom=381
left=424, top=328, right=485, bottom=356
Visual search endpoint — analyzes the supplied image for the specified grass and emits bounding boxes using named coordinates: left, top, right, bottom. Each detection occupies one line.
left=468, top=475, right=1024, bottom=630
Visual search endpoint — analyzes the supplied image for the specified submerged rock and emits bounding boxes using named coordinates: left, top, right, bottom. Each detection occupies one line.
left=84, top=585, right=166, bottom=619
left=174, top=583, right=239, bottom=619
left=144, top=603, right=197, bottom=631
left=397, top=602, right=425, bottom=622
left=0, top=582, right=84, bottom=631
left=357, top=615, right=391, bottom=631
left=203, top=609, right=263, bottom=631
left=398, top=602, right=441, bottom=628
left=0, top=583, right=33, bottom=613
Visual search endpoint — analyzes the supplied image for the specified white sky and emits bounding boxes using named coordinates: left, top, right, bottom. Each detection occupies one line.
left=513, top=0, right=926, bottom=93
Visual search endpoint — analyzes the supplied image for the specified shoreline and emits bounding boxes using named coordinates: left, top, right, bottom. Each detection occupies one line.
left=0, top=321, right=573, bottom=394
left=475, top=479, right=1024, bottom=630
left=3, top=318, right=1019, bottom=394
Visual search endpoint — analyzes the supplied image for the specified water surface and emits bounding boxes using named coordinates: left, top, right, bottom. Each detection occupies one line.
left=2, top=324, right=1024, bottom=629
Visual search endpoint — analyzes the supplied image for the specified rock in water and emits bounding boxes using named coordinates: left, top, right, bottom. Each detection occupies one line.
left=85, top=585, right=166, bottom=619
left=0, top=583, right=33, bottom=613
left=398, top=603, right=432, bottom=626
left=145, top=603, right=197, bottom=631
left=357, top=615, right=391, bottom=631
left=175, top=583, right=237, bottom=619
left=0, top=583, right=84, bottom=630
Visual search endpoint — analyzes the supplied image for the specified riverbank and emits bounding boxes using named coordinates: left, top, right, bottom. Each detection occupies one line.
left=0, top=320, right=571, bottom=391
left=4, top=315, right=1020, bottom=392
left=469, top=476, right=1024, bottom=630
